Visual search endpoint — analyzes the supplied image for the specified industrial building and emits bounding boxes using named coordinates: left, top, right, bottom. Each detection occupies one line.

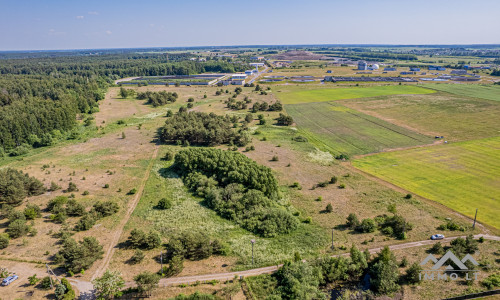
left=428, top=65, right=446, bottom=71
left=400, top=71, right=416, bottom=75
left=384, top=67, right=397, bottom=71
left=324, top=76, right=417, bottom=82
left=368, top=64, right=379, bottom=70
left=358, top=61, right=368, bottom=70
left=249, top=62, right=265, bottom=67
left=451, top=70, right=468, bottom=75
left=409, top=67, right=421, bottom=72
left=250, top=56, right=265, bottom=60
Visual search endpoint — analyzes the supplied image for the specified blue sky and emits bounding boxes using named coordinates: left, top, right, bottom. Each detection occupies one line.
left=1, top=0, right=499, bottom=50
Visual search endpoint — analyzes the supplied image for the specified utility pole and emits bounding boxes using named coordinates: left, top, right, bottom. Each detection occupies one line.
left=331, top=228, right=334, bottom=250
left=46, top=264, right=53, bottom=289
left=251, top=239, right=255, bottom=265
left=473, top=208, right=478, bottom=229
left=160, top=251, right=163, bottom=276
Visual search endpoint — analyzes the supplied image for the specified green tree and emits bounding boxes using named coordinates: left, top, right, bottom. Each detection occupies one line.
left=369, top=246, right=400, bottom=295
left=157, top=198, right=172, bottom=210
left=134, top=272, right=160, bottom=296
left=92, top=270, right=125, bottom=300
left=405, top=263, right=422, bottom=284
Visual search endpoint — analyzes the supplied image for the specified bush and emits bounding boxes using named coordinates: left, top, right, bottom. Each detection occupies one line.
left=67, top=182, right=78, bottom=192
left=39, top=276, right=53, bottom=290
left=482, top=273, right=500, bottom=290
left=271, top=155, right=279, bottom=161
left=127, top=188, right=137, bottom=195
left=429, top=242, right=444, bottom=255
left=168, top=232, right=223, bottom=261
left=92, top=201, right=119, bottom=218
left=130, top=249, right=145, bottom=264
left=128, top=229, right=161, bottom=250
left=276, top=113, right=293, bottom=126
left=405, top=263, right=422, bottom=284
left=163, top=151, right=174, bottom=161
left=357, top=219, right=377, bottom=233
left=404, top=193, right=412, bottom=199
left=74, top=213, right=96, bottom=231
left=8, top=219, right=29, bottom=238
left=28, top=274, right=39, bottom=286
left=24, top=204, right=41, bottom=219
left=65, top=199, right=85, bottom=216
left=58, top=237, right=104, bottom=273
left=346, top=213, right=360, bottom=229
left=325, top=203, right=333, bottom=213
left=156, top=198, right=172, bottom=210
left=292, top=136, right=308, bottom=142
left=0, top=234, right=9, bottom=249
left=0, top=168, right=45, bottom=205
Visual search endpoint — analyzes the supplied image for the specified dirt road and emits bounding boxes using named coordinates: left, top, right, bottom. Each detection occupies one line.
left=91, top=146, right=160, bottom=281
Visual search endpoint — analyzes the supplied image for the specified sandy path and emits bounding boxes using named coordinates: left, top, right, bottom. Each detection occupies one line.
left=91, top=146, right=160, bottom=281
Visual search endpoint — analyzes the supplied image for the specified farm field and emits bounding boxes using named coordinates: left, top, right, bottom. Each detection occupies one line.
left=424, top=83, right=500, bottom=102
left=340, top=92, right=500, bottom=142
left=286, top=102, right=433, bottom=156
left=276, top=85, right=435, bottom=104
left=353, top=136, right=500, bottom=230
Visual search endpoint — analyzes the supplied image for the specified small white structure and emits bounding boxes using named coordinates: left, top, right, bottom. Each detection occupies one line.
left=232, top=74, right=248, bottom=80
left=249, top=63, right=265, bottom=67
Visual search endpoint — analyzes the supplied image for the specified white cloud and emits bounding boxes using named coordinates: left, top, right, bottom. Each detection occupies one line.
left=88, top=11, right=99, bottom=15
left=76, top=16, right=84, bottom=19
left=48, top=29, right=66, bottom=36
left=105, top=30, right=112, bottom=35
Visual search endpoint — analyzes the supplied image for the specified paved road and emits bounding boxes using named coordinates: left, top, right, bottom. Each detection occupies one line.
left=247, top=65, right=270, bottom=84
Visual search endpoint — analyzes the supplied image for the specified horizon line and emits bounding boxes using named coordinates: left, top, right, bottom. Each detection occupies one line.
left=2, top=43, right=500, bottom=53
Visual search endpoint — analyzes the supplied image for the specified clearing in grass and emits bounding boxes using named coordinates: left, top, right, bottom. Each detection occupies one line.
left=286, top=102, right=433, bottom=156
left=353, top=136, right=500, bottom=230
left=277, top=85, right=435, bottom=104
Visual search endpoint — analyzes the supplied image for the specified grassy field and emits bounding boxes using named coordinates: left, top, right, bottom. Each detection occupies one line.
left=286, top=102, right=433, bottom=156
left=276, top=85, right=435, bottom=104
left=353, top=136, right=500, bottom=230
left=340, top=92, right=500, bottom=142
left=424, top=83, right=500, bottom=102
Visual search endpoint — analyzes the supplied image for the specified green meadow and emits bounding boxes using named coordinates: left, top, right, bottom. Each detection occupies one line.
left=424, top=83, right=500, bottom=102
left=286, top=102, right=433, bottom=156
left=277, top=85, right=435, bottom=104
left=353, top=136, right=500, bottom=230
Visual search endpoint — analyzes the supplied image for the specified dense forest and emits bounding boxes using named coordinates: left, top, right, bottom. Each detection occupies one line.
left=0, top=53, right=248, bottom=154
left=174, top=148, right=297, bottom=237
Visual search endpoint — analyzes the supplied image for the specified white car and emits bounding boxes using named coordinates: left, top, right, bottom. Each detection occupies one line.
left=431, top=234, right=445, bottom=240
left=1, top=275, right=18, bottom=286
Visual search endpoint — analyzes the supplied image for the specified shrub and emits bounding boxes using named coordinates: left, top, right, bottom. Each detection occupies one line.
left=271, top=155, right=279, bottom=161
left=0, top=234, right=9, bottom=249
left=429, top=242, right=445, bottom=255
left=326, top=203, right=333, bottom=213
left=28, top=274, right=39, bottom=286
left=74, top=213, right=96, bottom=231
left=346, top=213, right=360, bottom=229
left=39, top=276, right=53, bottom=290
left=50, top=181, right=62, bottom=192
left=405, top=263, right=422, bottom=284
left=127, top=188, right=137, bottom=195
left=404, top=193, right=412, bottom=199
left=330, top=176, right=338, bottom=184
left=24, top=204, right=41, bottom=219
left=0, top=168, right=45, bottom=205
left=357, top=219, right=377, bottom=233
left=164, top=151, right=174, bottom=161
left=130, top=249, right=145, bottom=264
left=338, top=184, right=345, bottom=189
left=156, top=198, right=172, bottom=210
left=66, top=199, right=85, bottom=216
left=292, top=135, right=308, bottom=142
left=8, top=219, right=29, bottom=238
left=58, top=237, right=104, bottom=273
left=103, top=184, right=109, bottom=189
left=67, top=182, right=78, bottom=192
left=481, top=273, right=500, bottom=290
left=92, top=201, right=119, bottom=218
left=128, top=229, right=161, bottom=250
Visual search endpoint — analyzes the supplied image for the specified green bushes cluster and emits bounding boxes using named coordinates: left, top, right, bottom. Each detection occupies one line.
left=136, top=91, right=178, bottom=107
left=127, top=229, right=161, bottom=250
left=0, top=168, right=46, bottom=206
left=174, top=148, right=298, bottom=237
left=346, top=212, right=413, bottom=239
left=159, top=111, right=250, bottom=146
left=57, top=236, right=104, bottom=273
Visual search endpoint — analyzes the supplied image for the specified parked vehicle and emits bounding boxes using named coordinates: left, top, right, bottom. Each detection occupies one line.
left=431, top=234, right=445, bottom=240
left=1, top=275, right=18, bottom=286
